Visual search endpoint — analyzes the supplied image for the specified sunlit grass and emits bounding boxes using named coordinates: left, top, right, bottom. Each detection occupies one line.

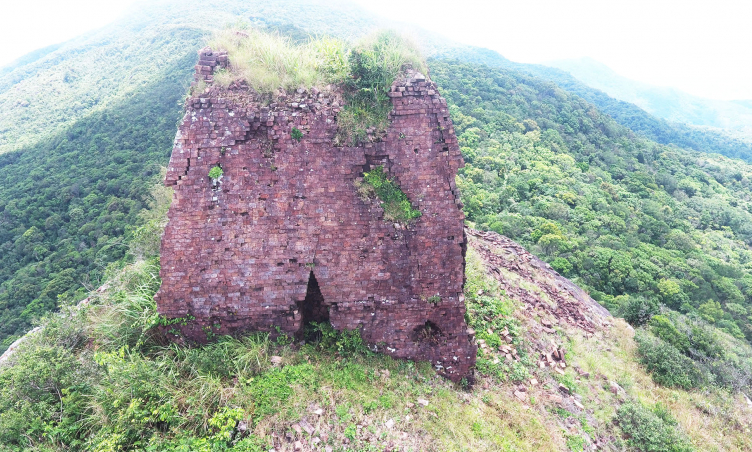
left=207, top=28, right=349, bottom=93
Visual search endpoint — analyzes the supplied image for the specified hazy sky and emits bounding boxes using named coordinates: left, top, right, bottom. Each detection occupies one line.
left=2, top=0, right=751, bottom=100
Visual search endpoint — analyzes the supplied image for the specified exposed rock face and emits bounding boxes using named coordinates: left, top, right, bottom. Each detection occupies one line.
left=155, top=48, right=476, bottom=381
left=467, top=229, right=611, bottom=333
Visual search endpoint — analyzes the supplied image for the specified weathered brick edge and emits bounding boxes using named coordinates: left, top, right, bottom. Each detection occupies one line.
left=155, top=47, right=476, bottom=382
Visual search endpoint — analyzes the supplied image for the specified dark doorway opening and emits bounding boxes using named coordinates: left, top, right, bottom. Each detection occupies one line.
left=297, top=271, right=329, bottom=340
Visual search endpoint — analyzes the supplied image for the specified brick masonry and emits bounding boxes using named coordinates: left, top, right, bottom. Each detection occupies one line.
left=155, top=48, right=476, bottom=381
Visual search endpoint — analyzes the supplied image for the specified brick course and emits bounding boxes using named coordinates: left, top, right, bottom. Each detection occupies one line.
left=155, top=48, right=476, bottom=381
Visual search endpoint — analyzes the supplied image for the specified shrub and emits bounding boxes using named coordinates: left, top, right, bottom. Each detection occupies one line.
left=0, top=344, right=96, bottom=448
left=336, top=30, right=426, bottom=145
left=621, top=297, right=659, bottom=326
left=634, top=330, right=704, bottom=389
left=208, top=166, right=223, bottom=180
left=358, top=166, right=421, bottom=223
left=291, top=127, right=303, bottom=141
left=648, top=315, right=689, bottom=353
left=616, top=401, right=693, bottom=452
left=305, top=321, right=369, bottom=356
left=551, top=257, right=573, bottom=275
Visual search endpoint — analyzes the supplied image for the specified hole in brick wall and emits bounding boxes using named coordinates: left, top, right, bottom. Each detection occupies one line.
left=297, top=271, right=330, bottom=340
left=413, top=321, right=442, bottom=345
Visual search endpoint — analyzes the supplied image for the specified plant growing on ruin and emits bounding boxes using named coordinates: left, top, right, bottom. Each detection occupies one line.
left=336, top=31, right=427, bottom=145
left=207, top=28, right=348, bottom=93
left=291, top=127, right=303, bottom=142
left=359, top=166, right=421, bottom=223
left=206, top=27, right=425, bottom=146
left=208, top=166, right=223, bottom=180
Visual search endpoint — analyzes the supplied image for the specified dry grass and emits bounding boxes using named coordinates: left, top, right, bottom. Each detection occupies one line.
left=423, top=387, right=561, bottom=451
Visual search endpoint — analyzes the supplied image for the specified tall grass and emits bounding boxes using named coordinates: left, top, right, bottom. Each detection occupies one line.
left=206, top=27, right=428, bottom=145
left=207, top=28, right=349, bottom=93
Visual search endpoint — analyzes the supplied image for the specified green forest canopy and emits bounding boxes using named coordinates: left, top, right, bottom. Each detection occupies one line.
left=430, top=59, right=752, bottom=344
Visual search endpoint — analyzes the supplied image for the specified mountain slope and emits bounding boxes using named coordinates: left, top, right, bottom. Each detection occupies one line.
left=0, top=54, right=194, bottom=349
left=0, top=0, right=392, bottom=156
left=3, top=0, right=752, bottom=355
left=5, top=0, right=751, bottom=162
left=436, top=47, right=752, bottom=161
left=546, top=57, right=752, bottom=133
left=431, top=58, right=752, bottom=349
left=1, top=4, right=752, bottom=450
left=1, top=218, right=749, bottom=451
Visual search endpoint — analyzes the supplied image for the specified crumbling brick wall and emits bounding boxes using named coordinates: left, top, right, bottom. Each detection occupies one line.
left=155, top=48, right=476, bottom=381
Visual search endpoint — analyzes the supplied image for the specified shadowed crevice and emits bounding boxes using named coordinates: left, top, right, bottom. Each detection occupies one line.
left=297, top=271, right=329, bottom=339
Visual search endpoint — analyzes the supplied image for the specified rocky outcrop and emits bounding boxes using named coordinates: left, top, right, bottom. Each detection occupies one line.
left=155, top=48, right=476, bottom=381
left=467, top=229, right=611, bottom=334
left=0, top=327, right=41, bottom=366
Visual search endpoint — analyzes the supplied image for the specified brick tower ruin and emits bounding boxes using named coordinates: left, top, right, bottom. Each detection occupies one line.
left=155, top=48, right=476, bottom=381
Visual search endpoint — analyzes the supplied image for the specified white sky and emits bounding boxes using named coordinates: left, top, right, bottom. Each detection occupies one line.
left=2, top=0, right=751, bottom=100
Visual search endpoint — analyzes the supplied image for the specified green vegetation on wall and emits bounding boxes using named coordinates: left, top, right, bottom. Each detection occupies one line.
left=208, top=27, right=349, bottom=93
left=357, top=165, right=421, bottom=223
left=208, top=165, right=224, bottom=180
left=207, top=27, right=426, bottom=146
left=335, top=30, right=426, bottom=145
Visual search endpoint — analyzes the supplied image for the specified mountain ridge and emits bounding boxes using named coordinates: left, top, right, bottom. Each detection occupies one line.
left=546, top=57, right=752, bottom=133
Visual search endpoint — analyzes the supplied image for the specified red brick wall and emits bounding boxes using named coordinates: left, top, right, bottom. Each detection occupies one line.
left=156, top=48, right=476, bottom=381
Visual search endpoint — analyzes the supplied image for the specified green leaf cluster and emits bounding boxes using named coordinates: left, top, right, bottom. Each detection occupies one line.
left=208, top=165, right=224, bottom=180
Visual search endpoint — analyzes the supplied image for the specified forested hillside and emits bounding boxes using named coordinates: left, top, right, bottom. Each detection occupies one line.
left=432, top=59, right=752, bottom=341
left=3, top=0, right=752, bottom=360
left=431, top=60, right=752, bottom=392
left=437, top=48, right=752, bottom=161
left=2, top=13, right=752, bottom=450
left=0, top=54, right=196, bottom=349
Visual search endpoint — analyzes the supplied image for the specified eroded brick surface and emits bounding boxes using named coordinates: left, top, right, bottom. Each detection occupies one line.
left=156, top=48, right=476, bottom=381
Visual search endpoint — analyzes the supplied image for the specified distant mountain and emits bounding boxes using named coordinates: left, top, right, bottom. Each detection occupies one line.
left=546, top=57, right=752, bottom=133
left=2, top=0, right=750, bottom=159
